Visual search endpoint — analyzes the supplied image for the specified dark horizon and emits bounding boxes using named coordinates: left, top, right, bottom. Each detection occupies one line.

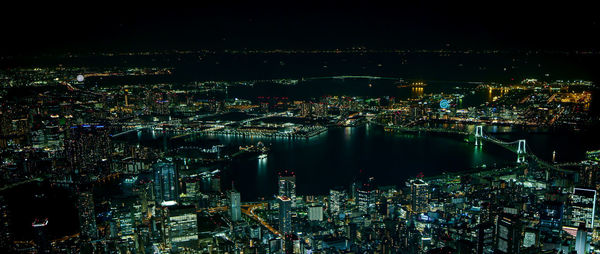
left=2, top=2, right=600, bottom=56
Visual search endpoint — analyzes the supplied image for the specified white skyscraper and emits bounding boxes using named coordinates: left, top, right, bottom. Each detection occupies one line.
left=230, top=187, right=241, bottom=222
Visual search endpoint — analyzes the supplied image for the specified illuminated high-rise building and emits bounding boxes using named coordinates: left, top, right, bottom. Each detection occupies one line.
left=77, top=192, right=98, bottom=239
left=153, top=161, right=179, bottom=205
left=168, top=205, right=198, bottom=250
left=357, top=182, right=376, bottom=213
left=181, top=177, right=201, bottom=206
left=411, top=179, right=429, bottom=213
left=329, top=187, right=345, bottom=217
left=230, top=186, right=241, bottom=222
left=569, top=188, right=596, bottom=229
left=110, top=202, right=136, bottom=240
left=539, top=200, right=563, bottom=246
left=476, top=222, right=494, bottom=254
left=350, top=180, right=361, bottom=200
left=495, top=214, right=521, bottom=254
left=278, top=170, right=296, bottom=206
left=278, top=196, right=292, bottom=235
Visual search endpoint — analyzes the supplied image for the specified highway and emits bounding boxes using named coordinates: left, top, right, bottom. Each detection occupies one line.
left=197, top=203, right=280, bottom=236
left=242, top=203, right=281, bottom=236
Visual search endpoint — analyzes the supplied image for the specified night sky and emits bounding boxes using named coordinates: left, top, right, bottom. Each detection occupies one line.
left=2, top=2, right=600, bottom=55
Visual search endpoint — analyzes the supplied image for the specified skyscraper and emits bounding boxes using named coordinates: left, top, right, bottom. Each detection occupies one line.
left=357, top=182, right=375, bottom=213
left=576, top=222, right=587, bottom=254
left=278, top=170, right=296, bottom=205
left=278, top=196, right=292, bottom=235
left=539, top=200, right=563, bottom=245
left=569, top=187, right=596, bottom=232
left=411, top=179, right=429, bottom=213
left=495, top=214, right=521, bottom=254
left=168, top=205, right=198, bottom=250
left=77, top=192, right=98, bottom=239
left=230, top=186, right=241, bottom=222
left=329, top=187, right=345, bottom=217
left=476, top=222, right=494, bottom=254
left=153, top=161, right=179, bottom=205
left=350, top=180, right=361, bottom=200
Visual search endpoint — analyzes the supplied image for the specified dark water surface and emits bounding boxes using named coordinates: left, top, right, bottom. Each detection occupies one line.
left=163, top=124, right=599, bottom=201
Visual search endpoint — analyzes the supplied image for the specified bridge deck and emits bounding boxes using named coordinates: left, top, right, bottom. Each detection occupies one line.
left=385, top=125, right=577, bottom=172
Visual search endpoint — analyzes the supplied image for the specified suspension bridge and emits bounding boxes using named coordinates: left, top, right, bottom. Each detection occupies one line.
left=386, top=124, right=577, bottom=172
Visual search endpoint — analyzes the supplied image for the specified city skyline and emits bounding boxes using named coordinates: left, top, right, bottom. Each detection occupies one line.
left=2, top=4, right=600, bottom=254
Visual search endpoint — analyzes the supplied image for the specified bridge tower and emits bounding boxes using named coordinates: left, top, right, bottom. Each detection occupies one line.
left=474, top=125, right=483, bottom=146
left=517, top=139, right=526, bottom=163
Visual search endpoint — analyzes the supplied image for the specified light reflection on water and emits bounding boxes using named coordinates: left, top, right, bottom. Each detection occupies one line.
left=118, top=124, right=598, bottom=201
left=194, top=126, right=515, bottom=200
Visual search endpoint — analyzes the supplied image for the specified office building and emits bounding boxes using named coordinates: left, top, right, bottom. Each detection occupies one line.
left=77, top=192, right=98, bottom=239
left=329, top=187, right=345, bottom=216
left=278, top=196, right=292, bottom=235
left=308, top=205, right=323, bottom=221
left=230, top=186, right=241, bottom=222
left=570, top=188, right=596, bottom=229
left=496, top=214, right=521, bottom=254
left=153, top=161, right=179, bottom=205
left=278, top=170, right=296, bottom=205
left=249, top=225, right=261, bottom=239
left=411, top=179, right=429, bottom=213
left=168, top=205, right=198, bottom=250
left=476, top=222, right=494, bottom=254
left=357, top=182, right=376, bottom=213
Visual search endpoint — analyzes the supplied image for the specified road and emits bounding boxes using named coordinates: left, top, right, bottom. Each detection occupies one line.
left=242, top=203, right=281, bottom=236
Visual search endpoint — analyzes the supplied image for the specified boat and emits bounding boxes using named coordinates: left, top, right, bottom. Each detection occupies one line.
left=258, top=153, right=268, bottom=159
